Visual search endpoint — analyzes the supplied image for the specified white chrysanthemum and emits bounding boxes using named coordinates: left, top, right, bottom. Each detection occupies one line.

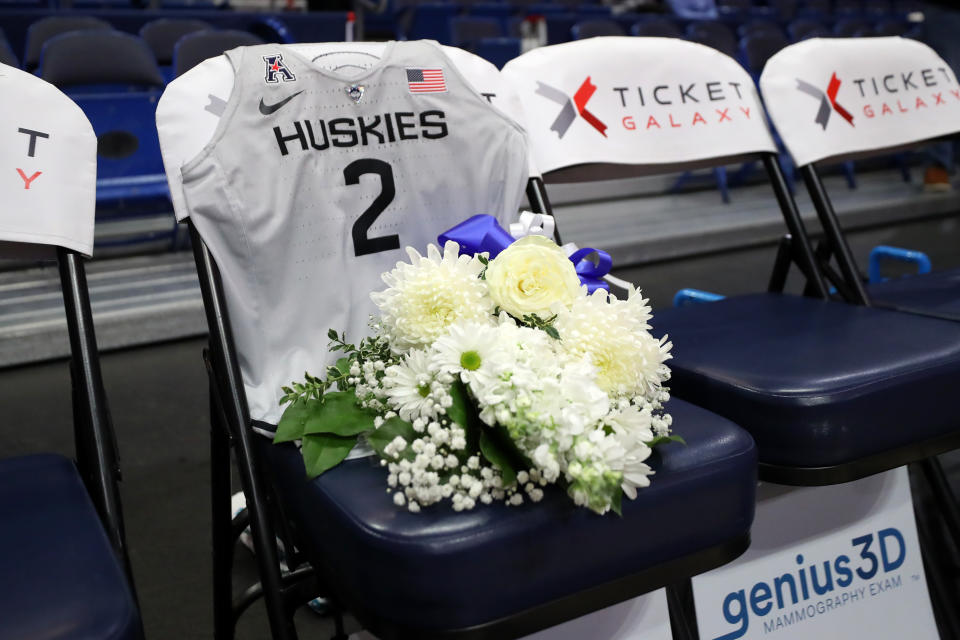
left=371, top=241, right=494, bottom=353
left=381, top=349, right=438, bottom=422
left=554, top=286, right=672, bottom=400
left=431, top=321, right=509, bottom=390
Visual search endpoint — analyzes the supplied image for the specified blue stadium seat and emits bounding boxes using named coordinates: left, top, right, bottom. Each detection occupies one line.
left=768, top=0, right=798, bottom=19
left=451, top=15, right=503, bottom=51
left=39, top=31, right=170, bottom=241
left=686, top=20, right=736, bottom=56
left=39, top=30, right=164, bottom=89
left=172, top=29, right=263, bottom=77
left=737, top=19, right=783, bottom=38
left=139, top=18, right=211, bottom=66
left=788, top=17, right=828, bottom=41
left=570, top=18, right=624, bottom=39
left=22, top=15, right=112, bottom=71
left=833, top=0, right=862, bottom=15
left=0, top=31, right=16, bottom=67
left=739, top=31, right=788, bottom=77
left=630, top=18, right=682, bottom=38
left=475, top=36, right=521, bottom=68
left=834, top=18, right=872, bottom=37
left=403, top=2, right=459, bottom=42
left=0, top=455, right=143, bottom=640
left=874, top=18, right=909, bottom=36
left=544, top=12, right=578, bottom=43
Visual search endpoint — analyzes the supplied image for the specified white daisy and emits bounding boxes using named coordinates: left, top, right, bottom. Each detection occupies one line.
left=431, top=321, right=508, bottom=390
left=381, top=349, right=439, bottom=422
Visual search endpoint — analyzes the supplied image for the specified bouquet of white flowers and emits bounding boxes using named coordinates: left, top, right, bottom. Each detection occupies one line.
left=274, top=224, right=678, bottom=516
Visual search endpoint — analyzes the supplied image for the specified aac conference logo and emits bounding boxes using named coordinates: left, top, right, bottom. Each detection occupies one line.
left=711, top=527, right=911, bottom=640
left=535, top=76, right=608, bottom=139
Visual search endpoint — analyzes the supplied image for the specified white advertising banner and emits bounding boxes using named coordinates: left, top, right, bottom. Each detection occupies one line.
left=692, top=468, right=937, bottom=640
left=349, top=589, right=671, bottom=640
left=0, top=63, right=96, bottom=257
left=501, top=37, right=776, bottom=178
left=760, top=37, right=960, bottom=166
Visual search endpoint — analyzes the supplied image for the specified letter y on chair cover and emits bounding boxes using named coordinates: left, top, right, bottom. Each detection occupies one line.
left=504, top=36, right=960, bottom=486
left=0, top=63, right=142, bottom=640
left=761, top=36, right=960, bottom=321
left=157, top=41, right=757, bottom=639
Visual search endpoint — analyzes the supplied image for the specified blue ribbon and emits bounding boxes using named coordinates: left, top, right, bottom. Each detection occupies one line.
left=438, top=214, right=612, bottom=293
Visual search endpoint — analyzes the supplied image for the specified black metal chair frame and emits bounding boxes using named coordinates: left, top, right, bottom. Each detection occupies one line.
left=764, top=157, right=960, bottom=635
left=192, top=175, right=758, bottom=640
left=38, top=247, right=143, bottom=635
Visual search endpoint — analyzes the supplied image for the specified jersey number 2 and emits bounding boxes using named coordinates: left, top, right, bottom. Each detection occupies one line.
left=345, top=159, right=400, bottom=257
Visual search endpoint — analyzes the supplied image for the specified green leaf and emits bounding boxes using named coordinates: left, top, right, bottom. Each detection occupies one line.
left=303, top=391, right=376, bottom=437
left=446, top=381, right=470, bottom=428
left=542, top=325, right=561, bottom=340
left=274, top=398, right=322, bottom=443
left=610, top=487, right=623, bottom=517
left=479, top=429, right=517, bottom=487
left=367, top=416, right=417, bottom=460
left=302, top=433, right=358, bottom=478
left=647, top=434, right=686, bottom=448
left=335, top=357, right=351, bottom=376
left=328, top=328, right=339, bottom=341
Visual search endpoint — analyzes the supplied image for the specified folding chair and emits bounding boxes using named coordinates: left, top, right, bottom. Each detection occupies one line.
left=761, top=37, right=960, bottom=323
left=503, top=34, right=960, bottom=511
left=506, top=37, right=960, bottom=632
left=156, top=41, right=758, bottom=640
left=0, top=62, right=142, bottom=640
left=756, top=39, right=960, bottom=571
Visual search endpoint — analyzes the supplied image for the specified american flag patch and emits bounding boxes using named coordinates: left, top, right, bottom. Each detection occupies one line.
left=406, top=68, right=446, bottom=93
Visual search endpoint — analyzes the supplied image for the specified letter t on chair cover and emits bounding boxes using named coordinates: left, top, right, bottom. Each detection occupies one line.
left=0, top=63, right=142, bottom=640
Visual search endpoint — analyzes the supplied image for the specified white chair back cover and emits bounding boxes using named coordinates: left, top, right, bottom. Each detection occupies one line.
left=760, top=37, right=960, bottom=166
left=501, top=37, right=776, bottom=182
left=0, top=63, right=96, bottom=258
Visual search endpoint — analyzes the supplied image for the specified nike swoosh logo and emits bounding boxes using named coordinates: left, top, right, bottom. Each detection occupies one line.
left=259, top=91, right=303, bottom=115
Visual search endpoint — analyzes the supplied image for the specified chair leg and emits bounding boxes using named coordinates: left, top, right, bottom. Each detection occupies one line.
left=666, top=581, right=698, bottom=640
left=713, top=166, right=730, bottom=204
left=211, top=387, right=235, bottom=640
left=842, top=160, right=857, bottom=189
left=233, top=435, right=299, bottom=640
left=913, top=484, right=960, bottom=638
left=917, top=457, right=960, bottom=549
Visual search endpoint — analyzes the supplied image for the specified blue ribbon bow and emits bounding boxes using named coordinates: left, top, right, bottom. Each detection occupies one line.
left=438, top=214, right=611, bottom=293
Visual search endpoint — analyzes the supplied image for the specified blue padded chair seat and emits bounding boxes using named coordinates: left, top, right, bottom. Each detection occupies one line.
left=0, top=454, right=140, bottom=640
left=868, top=268, right=960, bottom=320
left=257, top=398, right=756, bottom=635
left=651, top=293, right=960, bottom=473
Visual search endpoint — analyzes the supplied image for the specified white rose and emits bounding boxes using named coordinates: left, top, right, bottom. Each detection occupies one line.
left=485, top=235, right=581, bottom=318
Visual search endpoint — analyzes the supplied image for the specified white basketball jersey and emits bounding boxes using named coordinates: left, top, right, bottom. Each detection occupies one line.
left=180, top=41, right=529, bottom=426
